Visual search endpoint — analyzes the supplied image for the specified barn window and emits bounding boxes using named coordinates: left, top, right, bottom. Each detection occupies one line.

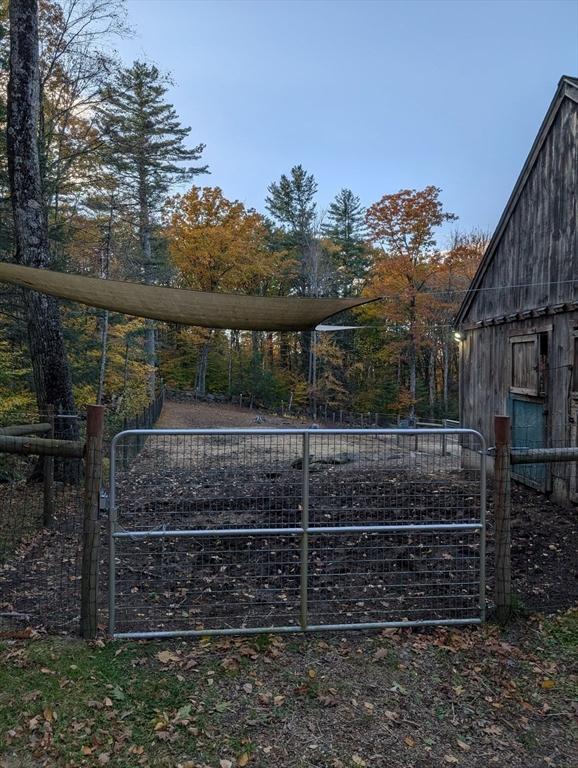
left=510, top=334, right=540, bottom=396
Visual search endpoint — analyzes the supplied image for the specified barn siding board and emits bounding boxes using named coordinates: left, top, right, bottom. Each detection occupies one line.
left=463, top=98, right=577, bottom=324
left=458, top=80, right=577, bottom=502
left=461, top=312, right=578, bottom=502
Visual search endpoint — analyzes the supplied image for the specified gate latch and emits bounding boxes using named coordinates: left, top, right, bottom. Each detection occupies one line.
left=99, top=488, right=110, bottom=513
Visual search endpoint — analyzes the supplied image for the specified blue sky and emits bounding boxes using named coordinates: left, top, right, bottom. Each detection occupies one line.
left=117, top=0, right=578, bottom=243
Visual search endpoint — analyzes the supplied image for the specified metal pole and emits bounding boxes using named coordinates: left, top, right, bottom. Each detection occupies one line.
left=479, top=435, right=487, bottom=623
left=108, top=432, right=118, bottom=637
left=300, top=432, right=310, bottom=630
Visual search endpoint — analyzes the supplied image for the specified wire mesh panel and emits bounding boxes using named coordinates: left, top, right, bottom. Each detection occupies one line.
left=0, top=412, right=84, bottom=633
left=109, top=428, right=485, bottom=638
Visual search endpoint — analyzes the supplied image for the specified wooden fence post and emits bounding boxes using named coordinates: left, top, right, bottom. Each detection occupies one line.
left=42, top=404, right=55, bottom=527
left=80, top=404, right=105, bottom=639
left=494, top=415, right=512, bottom=622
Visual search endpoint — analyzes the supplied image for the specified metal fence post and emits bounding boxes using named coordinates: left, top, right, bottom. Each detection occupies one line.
left=300, top=432, right=310, bottom=630
left=108, top=433, right=118, bottom=638
left=80, top=404, right=105, bottom=639
left=479, top=436, right=487, bottom=623
left=494, top=415, right=512, bottom=623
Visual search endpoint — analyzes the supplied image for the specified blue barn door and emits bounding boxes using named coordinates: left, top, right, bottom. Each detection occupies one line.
left=508, top=395, right=548, bottom=491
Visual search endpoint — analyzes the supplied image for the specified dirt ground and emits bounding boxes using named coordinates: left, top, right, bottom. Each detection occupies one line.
left=156, top=400, right=312, bottom=430
left=0, top=398, right=576, bottom=635
left=0, top=400, right=577, bottom=768
left=111, top=400, right=481, bottom=635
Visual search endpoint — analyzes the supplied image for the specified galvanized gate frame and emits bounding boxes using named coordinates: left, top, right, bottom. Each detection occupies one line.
left=108, top=428, right=486, bottom=639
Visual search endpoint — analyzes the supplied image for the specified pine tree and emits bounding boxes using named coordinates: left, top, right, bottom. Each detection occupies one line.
left=98, top=61, right=208, bottom=395
left=322, top=188, right=369, bottom=295
left=265, top=165, right=317, bottom=295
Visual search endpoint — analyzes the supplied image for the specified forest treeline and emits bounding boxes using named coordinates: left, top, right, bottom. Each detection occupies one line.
left=0, top=0, right=487, bottom=423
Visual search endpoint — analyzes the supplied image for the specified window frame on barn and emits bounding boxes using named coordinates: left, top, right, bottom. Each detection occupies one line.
left=509, top=330, right=550, bottom=398
left=510, top=333, right=540, bottom=396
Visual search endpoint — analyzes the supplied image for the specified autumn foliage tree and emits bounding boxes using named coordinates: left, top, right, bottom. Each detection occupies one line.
left=164, top=186, right=276, bottom=395
left=1, top=1, right=487, bottom=424
left=365, top=186, right=457, bottom=416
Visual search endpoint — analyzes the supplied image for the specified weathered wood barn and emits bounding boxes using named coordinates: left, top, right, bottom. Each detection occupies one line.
left=456, top=76, right=578, bottom=503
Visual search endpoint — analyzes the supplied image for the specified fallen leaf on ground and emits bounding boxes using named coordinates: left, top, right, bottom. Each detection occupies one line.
left=157, top=650, right=179, bottom=664
left=457, top=740, right=471, bottom=752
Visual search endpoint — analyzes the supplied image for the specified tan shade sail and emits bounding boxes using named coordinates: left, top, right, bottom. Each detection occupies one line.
left=0, top=263, right=373, bottom=332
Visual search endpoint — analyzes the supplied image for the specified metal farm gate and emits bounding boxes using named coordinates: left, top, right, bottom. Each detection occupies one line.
left=108, top=428, right=486, bottom=639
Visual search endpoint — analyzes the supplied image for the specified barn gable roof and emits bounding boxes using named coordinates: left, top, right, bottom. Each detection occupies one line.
left=456, top=76, right=578, bottom=325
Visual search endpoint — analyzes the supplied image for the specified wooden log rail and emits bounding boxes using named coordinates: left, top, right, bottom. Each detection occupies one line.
left=0, top=423, right=52, bottom=436
left=510, top=447, right=578, bottom=464
left=0, top=433, right=84, bottom=457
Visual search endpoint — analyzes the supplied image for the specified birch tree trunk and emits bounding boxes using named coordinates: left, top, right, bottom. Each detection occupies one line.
left=7, top=0, right=77, bottom=438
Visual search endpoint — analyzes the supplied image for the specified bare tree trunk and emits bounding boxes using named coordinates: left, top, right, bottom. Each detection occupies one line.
left=97, top=196, right=113, bottom=405
left=7, top=0, right=77, bottom=438
left=195, top=336, right=211, bottom=397
left=279, top=333, right=290, bottom=370
left=122, top=337, right=130, bottom=401
left=227, top=334, right=233, bottom=394
left=408, top=337, right=417, bottom=419
left=309, top=330, right=317, bottom=418
left=443, top=332, right=450, bottom=415
left=428, top=346, right=435, bottom=418
left=138, top=168, right=156, bottom=399
left=144, top=320, right=156, bottom=398
left=97, top=310, right=109, bottom=405
left=408, top=296, right=417, bottom=419
left=265, top=332, right=274, bottom=369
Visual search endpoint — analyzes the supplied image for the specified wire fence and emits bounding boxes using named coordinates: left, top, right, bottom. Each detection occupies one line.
left=0, top=390, right=163, bottom=635
left=487, top=418, right=578, bottom=617
left=109, top=428, right=485, bottom=638
left=166, top=388, right=458, bottom=430
left=0, top=400, right=576, bottom=636
left=106, top=386, right=165, bottom=458
left=0, top=409, right=85, bottom=633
